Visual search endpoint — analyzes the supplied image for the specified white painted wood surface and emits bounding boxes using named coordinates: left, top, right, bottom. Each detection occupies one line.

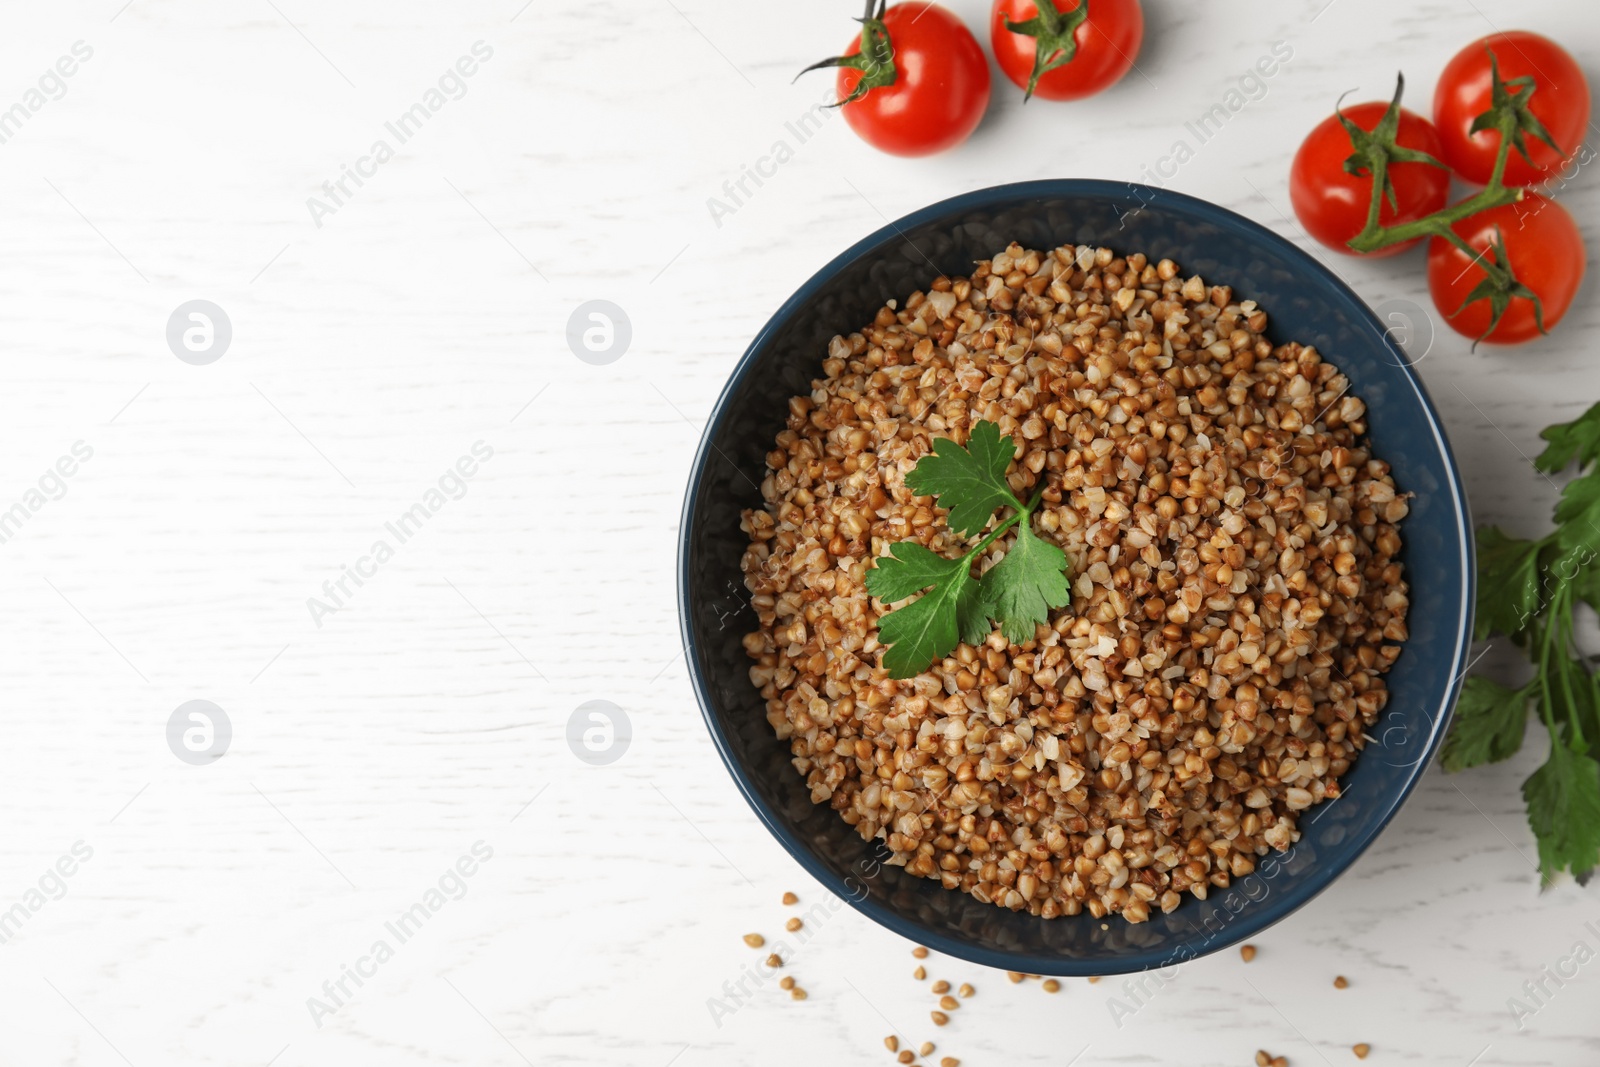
left=0, top=1, right=1595, bottom=1064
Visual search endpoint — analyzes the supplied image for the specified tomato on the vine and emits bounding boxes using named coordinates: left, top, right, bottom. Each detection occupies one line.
left=1290, top=99, right=1451, bottom=256
left=1427, top=194, right=1585, bottom=344
left=990, top=0, right=1144, bottom=102
left=1433, top=31, right=1590, bottom=187
left=802, top=1, right=989, bottom=157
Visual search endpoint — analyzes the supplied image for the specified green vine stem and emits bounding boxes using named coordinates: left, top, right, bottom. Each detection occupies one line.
left=1339, top=50, right=1566, bottom=343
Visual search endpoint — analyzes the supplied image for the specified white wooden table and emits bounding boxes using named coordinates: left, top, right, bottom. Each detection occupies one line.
left=0, top=1, right=1595, bottom=1064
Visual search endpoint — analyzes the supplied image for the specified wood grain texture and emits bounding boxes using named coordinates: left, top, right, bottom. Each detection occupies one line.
left=0, top=1, right=1595, bottom=1064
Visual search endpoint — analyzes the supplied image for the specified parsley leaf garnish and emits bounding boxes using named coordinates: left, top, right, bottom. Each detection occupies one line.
left=975, top=519, right=1072, bottom=646
left=904, top=420, right=1018, bottom=537
left=864, top=420, right=1072, bottom=679
left=1453, top=402, right=1600, bottom=884
left=867, top=543, right=988, bottom=680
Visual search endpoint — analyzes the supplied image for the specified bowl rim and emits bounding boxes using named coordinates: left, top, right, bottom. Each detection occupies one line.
left=676, top=178, right=1475, bottom=975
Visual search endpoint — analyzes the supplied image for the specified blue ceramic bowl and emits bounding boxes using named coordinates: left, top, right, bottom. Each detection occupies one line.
left=678, top=180, right=1473, bottom=975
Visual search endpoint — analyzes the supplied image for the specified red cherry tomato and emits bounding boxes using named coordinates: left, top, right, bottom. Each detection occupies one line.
left=1290, top=101, right=1451, bottom=256
left=829, top=3, right=990, bottom=157
left=989, top=0, right=1144, bottom=102
left=1433, top=31, right=1591, bottom=187
left=1427, top=194, right=1585, bottom=344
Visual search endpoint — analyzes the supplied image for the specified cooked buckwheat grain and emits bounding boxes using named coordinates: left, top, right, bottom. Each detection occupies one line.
left=740, top=243, right=1408, bottom=923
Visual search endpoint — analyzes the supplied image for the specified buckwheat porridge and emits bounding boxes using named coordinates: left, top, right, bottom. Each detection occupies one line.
left=739, top=242, right=1408, bottom=923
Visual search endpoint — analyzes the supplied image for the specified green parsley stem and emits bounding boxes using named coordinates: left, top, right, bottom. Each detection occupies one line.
left=1537, top=612, right=1559, bottom=740
left=957, top=484, right=1046, bottom=570
left=1554, top=584, right=1589, bottom=750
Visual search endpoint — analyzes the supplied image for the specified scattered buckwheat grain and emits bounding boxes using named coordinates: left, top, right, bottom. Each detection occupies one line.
left=742, top=933, right=764, bottom=949
left=914, top=965, right=927, bottom=980
left=786, top=917, right=803, bottom=932
left=939, top=995, right=960, bottom=1010
left=919, top=1042, right=935, bottom=1056
left=1042, top=979, right=1061, bottom=993
left=1240, top=945, right=1257, bottom=962
left=783, top=891, right=799, bottom=905
left=885, top=1036, right=899, bottom=1053
left=913, top=946, right=929, bottom=959
left=932, top=980, right=951, bottom=994
left=765, top=953, right=782, bottom=968
left=1334, top=975, right=1349, bottom=989
left=931, top=1011, right=949, bottom=1026
left=959, top=982, right=975, bottom=998
left=1353, top=1044, right=1370, bottom=1059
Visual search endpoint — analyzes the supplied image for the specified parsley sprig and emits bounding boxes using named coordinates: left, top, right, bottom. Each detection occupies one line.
left=1449, top=403, right=1600, bottom=884
left=865, top=421, right=1071, bottom=679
